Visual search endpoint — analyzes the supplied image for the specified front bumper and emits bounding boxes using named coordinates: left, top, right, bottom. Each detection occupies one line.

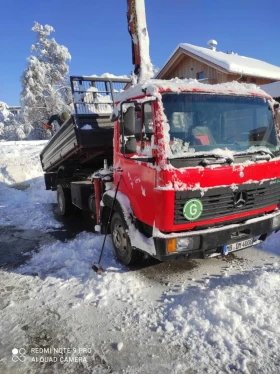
left=153, top=210, right=280, bottom=261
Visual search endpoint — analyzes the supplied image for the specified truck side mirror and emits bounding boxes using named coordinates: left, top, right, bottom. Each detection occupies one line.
left=121, top=106, right=136, bottom=136
left=121, top=137, right=136, bottom=154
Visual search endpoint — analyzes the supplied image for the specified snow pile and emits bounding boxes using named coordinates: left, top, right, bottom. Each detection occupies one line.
left=74, top=84, right=113, bottom=114
left=18, top=231, right=146, bottom=310
left=16, top=215, right=280, bottom=373
left=157, top=267, right=280, bottom=373
left=0, top=141, right=59, bottom=230
left=0, top=140, right=47, bottom=184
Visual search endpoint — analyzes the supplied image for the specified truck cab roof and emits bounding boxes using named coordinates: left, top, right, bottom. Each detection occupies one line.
left=117, top=78, right=272, bottom=103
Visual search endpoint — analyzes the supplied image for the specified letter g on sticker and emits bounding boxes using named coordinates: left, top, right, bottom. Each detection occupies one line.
left=183, top=199, right=203, bottom=220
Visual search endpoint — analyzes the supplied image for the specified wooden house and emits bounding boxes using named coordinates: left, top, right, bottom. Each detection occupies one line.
left=156, top=41, right=280, bottom=86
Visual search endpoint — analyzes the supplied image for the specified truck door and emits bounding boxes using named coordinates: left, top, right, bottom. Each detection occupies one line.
left=115, top=101, right=157, bottom=226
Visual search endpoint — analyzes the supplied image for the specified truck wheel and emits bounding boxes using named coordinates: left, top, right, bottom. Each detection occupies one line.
left=57, top=185, right=73, bottom=216
left=110, top=212, right=139, bottom=265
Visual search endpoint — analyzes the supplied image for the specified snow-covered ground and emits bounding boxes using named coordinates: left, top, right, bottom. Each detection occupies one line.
left=0, top=141, right=279, bottom=374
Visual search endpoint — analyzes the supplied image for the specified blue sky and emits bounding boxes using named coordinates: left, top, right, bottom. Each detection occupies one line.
left=0, top=0, right=279, bottom=105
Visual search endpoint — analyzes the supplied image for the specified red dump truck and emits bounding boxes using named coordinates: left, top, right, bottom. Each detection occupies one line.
left=40, top=74, right=280, bottom=265
left=40, top=0, right=280, bottom=265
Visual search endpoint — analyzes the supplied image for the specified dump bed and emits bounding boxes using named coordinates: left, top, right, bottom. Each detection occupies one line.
left=40, top=76, right=131, bottom=172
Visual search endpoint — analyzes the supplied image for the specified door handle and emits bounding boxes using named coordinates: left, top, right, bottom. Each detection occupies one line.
left=115, top=167, right=123, bottom=173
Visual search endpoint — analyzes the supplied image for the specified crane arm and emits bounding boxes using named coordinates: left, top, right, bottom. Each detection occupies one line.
left=127, top=0, right=154, bottom=83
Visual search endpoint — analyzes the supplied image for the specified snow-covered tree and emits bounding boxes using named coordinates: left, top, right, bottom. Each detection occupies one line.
left=21, top=22, right=71, bottom=139
left=0, top=101, right=30, bottom=141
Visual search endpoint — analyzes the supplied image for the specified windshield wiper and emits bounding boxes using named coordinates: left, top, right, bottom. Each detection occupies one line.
left=169, top=152, right=234, bottom=166
left=172, top=152, right=234, bottom=160
left=199, top=157, right=233, bottom=167
left=235, top=148, right=275, bottom=161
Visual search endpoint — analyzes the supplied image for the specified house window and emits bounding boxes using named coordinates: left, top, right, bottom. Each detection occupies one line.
left=197, top=72, right=204, bottom=80
left=250, top=78, right=256, bottom=83
left=241, top=76, right=247, bottom=82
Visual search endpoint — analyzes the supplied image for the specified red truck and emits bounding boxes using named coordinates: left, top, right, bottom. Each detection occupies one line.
left=40, top=75, right=280, bottom=265
left=40, top=0, right=280, bottom=265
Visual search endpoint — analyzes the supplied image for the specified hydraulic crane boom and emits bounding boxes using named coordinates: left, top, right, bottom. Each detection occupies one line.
left=127, top=0, right=154, bottom=83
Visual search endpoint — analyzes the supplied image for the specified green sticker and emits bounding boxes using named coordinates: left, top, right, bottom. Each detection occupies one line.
left=183, top=199, right=203, bottom=221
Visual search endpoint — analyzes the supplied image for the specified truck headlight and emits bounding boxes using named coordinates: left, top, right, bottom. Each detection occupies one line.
left=272, top=215, right=280, bottom=230
left=177, top=237, right=194, bottom=252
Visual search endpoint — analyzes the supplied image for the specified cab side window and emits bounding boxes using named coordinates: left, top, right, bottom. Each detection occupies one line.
left=142, top=102, right=153, bottom=142
left=135, top=110, right=142, bottom=142
left=132, top=102, right=154, bottom=153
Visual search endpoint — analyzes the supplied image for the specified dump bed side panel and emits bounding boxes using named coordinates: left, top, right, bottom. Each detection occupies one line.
left=76, top=115, right=114, bottom=148
left=40, top=116, right=78, bottom=172
left=40, top=114, right=114, bottom=172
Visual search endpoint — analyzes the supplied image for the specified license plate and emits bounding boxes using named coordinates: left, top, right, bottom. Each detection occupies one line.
left=224, top=238, right=254, bottom=254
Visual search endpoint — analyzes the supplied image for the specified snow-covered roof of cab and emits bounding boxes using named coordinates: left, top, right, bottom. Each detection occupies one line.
left=156, top=43, right=280, bottom=81
left=116, top=78, right=272, bottom=102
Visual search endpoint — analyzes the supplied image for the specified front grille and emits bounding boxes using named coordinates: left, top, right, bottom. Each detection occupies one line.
left=174, top=180, right=280, bottom=224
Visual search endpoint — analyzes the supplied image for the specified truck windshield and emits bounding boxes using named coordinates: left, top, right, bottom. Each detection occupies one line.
left=162, top=93, right=278, bottom=157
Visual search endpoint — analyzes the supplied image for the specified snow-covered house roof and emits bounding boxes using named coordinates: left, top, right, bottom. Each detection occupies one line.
left=156, top=43, right=280, bottom=81
left=261, top=81, right=280, bottom=98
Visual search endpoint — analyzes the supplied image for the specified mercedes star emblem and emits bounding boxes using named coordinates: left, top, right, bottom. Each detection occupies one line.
left=234, top=191, right=247, bottom=208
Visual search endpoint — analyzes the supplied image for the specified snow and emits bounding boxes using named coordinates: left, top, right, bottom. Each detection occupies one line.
left=115, top=79, right=276, bottom=171
left=0, top=140, right=280, bottom=373
left=116, top=78, right=271, bottom=104
left=0, top=101, right=10, bottom=121
left=261, top=81, right=280, bottom=98
left=90, top=73, right=129, bottom=79
left=72, top=74, right=131, bottom=115
left=80, top=124, right=92, bottom=130
left=74, top=86, right=113, bottom=115
left=104, top=190, right=156, bottom=256
left=0, top=141, right=60, bottom=230
left=21, top=22, right=71, bottom=140
left=157, top=42, right=280, bottom=80
left=160, top=269, right=280, bottom=372
left=0, top=101, right=28, bottom=141
left=129, top=0, right=154, bottom=82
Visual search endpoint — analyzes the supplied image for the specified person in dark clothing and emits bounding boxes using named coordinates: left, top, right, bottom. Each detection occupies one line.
left=44, top=112, right=70, bottom=135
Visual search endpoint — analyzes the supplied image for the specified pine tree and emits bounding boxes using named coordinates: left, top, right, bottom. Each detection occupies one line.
left=21, top=22, right=71, bottom=139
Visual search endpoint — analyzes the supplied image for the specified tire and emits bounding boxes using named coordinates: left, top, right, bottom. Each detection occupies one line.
left=110, top=212, right=140, bottom=265
left=57, top=185, right=73, bottom=216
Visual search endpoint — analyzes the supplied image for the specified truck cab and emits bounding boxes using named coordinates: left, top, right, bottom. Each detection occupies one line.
left=105, top=79, right=280, bottom=263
